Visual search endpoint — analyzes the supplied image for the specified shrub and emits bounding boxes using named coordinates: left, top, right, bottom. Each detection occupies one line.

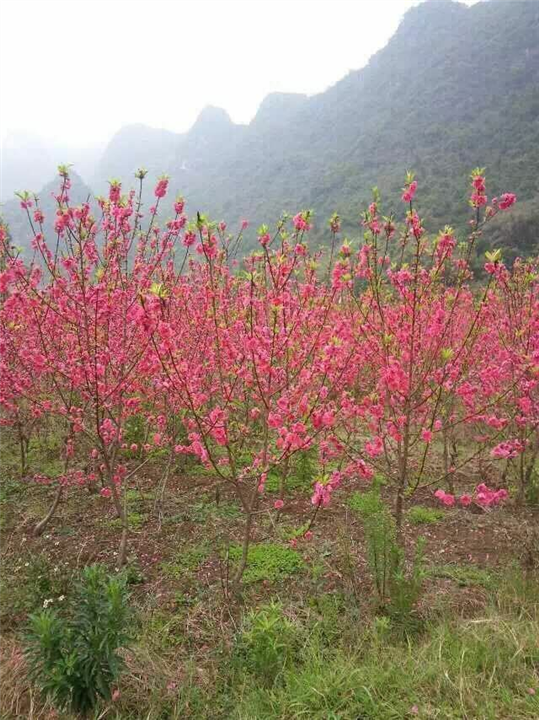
left=349, top=488, right=426, bottom=622
left=265, top=449, right=317, bottom=495
left=25, top=564, right=132, bottom=716
left=235, top=601, right=301, bottom=684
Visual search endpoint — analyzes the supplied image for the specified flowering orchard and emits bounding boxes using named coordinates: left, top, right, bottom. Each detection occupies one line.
left=1, top=167, right=537, bottom=579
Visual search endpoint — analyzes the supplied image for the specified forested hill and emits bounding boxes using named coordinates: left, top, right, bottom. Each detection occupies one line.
left=91, top=0, right=539, bottom=254
left=3, top=0, right=539, bottom=257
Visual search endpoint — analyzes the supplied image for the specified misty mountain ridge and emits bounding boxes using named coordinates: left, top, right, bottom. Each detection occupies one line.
left=2, top=0, right=538, bottom=260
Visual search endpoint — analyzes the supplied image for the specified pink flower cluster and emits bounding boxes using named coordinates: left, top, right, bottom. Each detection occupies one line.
left=435, top=483, right=508, bottom=509
left=401, top=179, right=417, bottom=203
left=491, top=439, right=524, bottom=459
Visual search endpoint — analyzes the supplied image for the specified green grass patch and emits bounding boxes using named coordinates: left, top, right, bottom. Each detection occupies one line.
left=169, top=495, right=242, bottom=524
left=265, top=450, right=316, bottom=495
left=105, top=511, right=147, bottom=531
left=228, top=543, right=304, bottom=584
left=429, top=563, right=495, bottom=589
left=232, top=612, right=539, bottom=719
left=408, top=505, right=445, bottom=525
left=160, top=543, right=210, bottom=580
left=125, top=488, right=156, bottom=504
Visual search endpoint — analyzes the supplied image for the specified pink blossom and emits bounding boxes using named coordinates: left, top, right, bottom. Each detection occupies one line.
left=434, top=489, right=455, bottom=507
left=401, top=180, right=417, bottom=203
left=154, top=177, right=169, bottom=199
left=498, top=193, right=516, bottom=211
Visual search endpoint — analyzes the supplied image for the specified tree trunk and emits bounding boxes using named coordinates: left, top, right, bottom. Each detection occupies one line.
left=34, top=484, right=63, bottom=536
left=233, top=509, right=254, bottom=588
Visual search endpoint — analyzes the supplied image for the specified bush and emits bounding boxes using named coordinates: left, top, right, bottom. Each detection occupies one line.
left=349, top=488, right=426, bottom=622
left=235, top=601, right=302, bottom=685
left=25, top=564, right=132, bottom=716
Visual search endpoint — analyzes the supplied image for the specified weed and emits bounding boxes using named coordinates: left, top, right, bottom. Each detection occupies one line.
left=265, top=450, right=316, bottom=495
left=160, top=543, right=210, bottom=580
left=105, top=511, right=147, bottom=530
left=349, top=488, right=426, bottom=624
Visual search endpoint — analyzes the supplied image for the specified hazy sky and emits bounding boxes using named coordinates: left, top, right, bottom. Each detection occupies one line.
left=0, top=0, right=477, bottom=147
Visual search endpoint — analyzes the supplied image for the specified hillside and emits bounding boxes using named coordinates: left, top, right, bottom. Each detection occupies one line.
left=3, top=0, right=538, bottom=258
left=92, top=0, right=538, bottom=255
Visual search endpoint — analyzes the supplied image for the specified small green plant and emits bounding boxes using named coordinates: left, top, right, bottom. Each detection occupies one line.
left=106, top=510, right=146, bottom=530
left=0, top=475, right=26, bottom=504
left=141, top=609, right=185, bottom=650
left=265, top=450, right=316, bottom=495
left=408, top=505, right=445, bottom=525
left=25, top=564, right=132, bottom=716
left=349, top=488, right=426, bottom=622
left=0, top=553, right=72, bottom=625
left=186, top=496, right=241, bottom=523
left=228, top=543, right=304, bottom=584
left=278, top=521, right=310, bottom=542
left=123, top=414, right=147, bottom=450
left=387, top=537, right=426, bottom=625
left=235, top=601, right=301, bottom=684
left=349, top=489, right=398, bottom=602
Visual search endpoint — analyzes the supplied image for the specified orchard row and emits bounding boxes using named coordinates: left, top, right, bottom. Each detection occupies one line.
left=1, top=168, right=537, bottom=580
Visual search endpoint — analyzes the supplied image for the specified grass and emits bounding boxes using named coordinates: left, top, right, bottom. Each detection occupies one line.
left=0, top=551, right=73, bottom=629
left=160, top=543, right=210, bottom=580
left=408, top=505, right=445, bottom=525
left=264, top=450, right=316, bottom=495
left=229, top=609, right=539, bottom=719
left=164, top=494, right=242, bottom=524
left=105, top=511, right=147, bottom=530
left=2, top=543, right=539, bottom=719
left=227, top=543, right=304, bottom=584
left=429, top=563, right=495, bottom=589
left=33, top=576, right=535, bottom=720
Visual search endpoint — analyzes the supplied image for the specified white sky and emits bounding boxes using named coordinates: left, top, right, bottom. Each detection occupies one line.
left=0, top=0, right=478, bottom=147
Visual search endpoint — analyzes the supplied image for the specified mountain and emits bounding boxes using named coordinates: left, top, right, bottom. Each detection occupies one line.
left=94, top=123, right=181, bottom=196
left=3, top=0, right=539, bottom=261
left=0, top=132, right=103, bottom=202
left=1, top=172, right=93, bottom=258
left=92, top=0, right=538, bottom=257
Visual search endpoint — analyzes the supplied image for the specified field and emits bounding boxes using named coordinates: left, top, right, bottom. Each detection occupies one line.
left=2, top=446, right=539, bottom=719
